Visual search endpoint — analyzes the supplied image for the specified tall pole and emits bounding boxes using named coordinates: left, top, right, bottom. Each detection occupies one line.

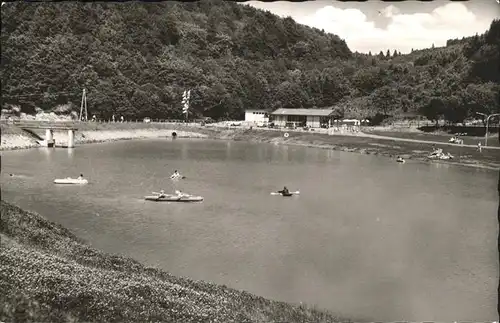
left=79, top=88, right=88, bottom=122
left=477, top=112, right=500, bottom=147
left=79, top=88, right=85, bottom=121
left=182, top=89, right=190, bottom=123
left=84, top=89, right=88, bottom=121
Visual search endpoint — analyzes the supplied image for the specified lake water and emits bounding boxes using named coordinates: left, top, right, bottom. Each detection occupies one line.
left=1, top=138, right=498, bottom=321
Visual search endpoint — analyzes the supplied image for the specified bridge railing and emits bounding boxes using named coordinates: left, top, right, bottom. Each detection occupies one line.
left=11, top=120, right=80, bottom=126
left=1, top=119, right=82, bottom=129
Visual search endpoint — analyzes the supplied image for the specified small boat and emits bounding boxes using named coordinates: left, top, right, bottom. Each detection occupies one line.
left=54, top=177, right=88, bottom=184
left=396, top=157, right=405, bottom=163
left=439, top=153, right=454, bottom=160
left=427, top=149, right=453, bottom=160
left=144, top=194, right=203, bottom=202
left=270, top=191, right=300, bottom=196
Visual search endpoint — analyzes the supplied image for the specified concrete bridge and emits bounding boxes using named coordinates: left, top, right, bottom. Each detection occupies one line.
left=11, top=120, right=81, bottom=148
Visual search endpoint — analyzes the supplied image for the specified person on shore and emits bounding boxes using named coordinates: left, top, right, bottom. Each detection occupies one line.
left=477, top=142, right=482, bottom=153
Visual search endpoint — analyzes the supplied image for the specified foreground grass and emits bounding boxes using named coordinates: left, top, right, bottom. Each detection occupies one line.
left=0, top=200, right=348, bottom=323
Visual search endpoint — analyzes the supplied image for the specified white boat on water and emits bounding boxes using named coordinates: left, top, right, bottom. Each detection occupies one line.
left=54, top=177, right=88, bottom=184
left=270, top=190, right=300, bottom=196
left=144, top=194, right=203, bottom=202
left=145, top=191, right=203, bottom=202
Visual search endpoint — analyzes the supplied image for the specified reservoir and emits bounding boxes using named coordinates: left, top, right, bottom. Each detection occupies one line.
left=1, top=138, right=498, bottom=321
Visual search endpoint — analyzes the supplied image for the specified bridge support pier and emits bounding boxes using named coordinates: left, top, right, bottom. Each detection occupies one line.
left=67, top=130, right=75, bottom=148
left=44, top=129, right=54, bottom=147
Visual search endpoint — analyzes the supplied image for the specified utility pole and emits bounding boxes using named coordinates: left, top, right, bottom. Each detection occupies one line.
left=476, top=112, right=500, bottom=147
left=182, top=89, right=191, bottom=122
left=79, top=88, right=88, bottom=122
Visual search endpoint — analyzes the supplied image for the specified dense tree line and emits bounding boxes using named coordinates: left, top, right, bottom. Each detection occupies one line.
left=1, top=1, right=499, bottom=124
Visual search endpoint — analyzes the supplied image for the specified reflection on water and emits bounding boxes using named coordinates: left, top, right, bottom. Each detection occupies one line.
left=225, top=141, right=231, bottom=159
left=431, top=162, right=451, bottom=170
left=40, top=147, right=52, bottom=161
left=67, top=148, right=75, bottom=158
left=1, top=139, right=498, bottom=321
left=181, top=142, right=188, bottom=160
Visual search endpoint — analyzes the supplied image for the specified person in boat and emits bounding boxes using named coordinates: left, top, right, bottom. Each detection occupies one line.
left=77, top=174, right=84, bottom=180
left=174, top=190, right=189, bottom=197
left=158, top=189, right=166, bottom=198
left=278, top=186, right=290, bottom=195
left=170, top=170, right=181, bottom=179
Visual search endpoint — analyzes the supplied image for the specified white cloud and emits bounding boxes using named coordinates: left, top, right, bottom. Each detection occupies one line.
left=245, top=2, right=491, bottom=54
left=380, top=5, right=400, bottom=18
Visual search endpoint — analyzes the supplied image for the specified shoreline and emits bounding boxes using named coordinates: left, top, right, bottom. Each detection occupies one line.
left=0, top=126, right=210, bottom=151
left=1, top=123, right=499, bottom=170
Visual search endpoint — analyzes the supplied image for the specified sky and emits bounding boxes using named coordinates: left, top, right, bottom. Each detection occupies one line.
left=243, top=0, right=500, bottom=54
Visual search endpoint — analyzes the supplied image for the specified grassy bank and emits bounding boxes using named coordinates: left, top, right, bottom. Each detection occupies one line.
left=0, top=200, right=349, bottom=323
left=2, top=122, right=499, bottom=170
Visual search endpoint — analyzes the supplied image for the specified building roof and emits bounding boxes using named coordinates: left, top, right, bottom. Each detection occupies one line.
left=271, top=108, right=337, bottom=117
left=245, top=109, right=269, bottom=112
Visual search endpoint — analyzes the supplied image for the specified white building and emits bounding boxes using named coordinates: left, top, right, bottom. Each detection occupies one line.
left=244, top=109, right=269, bottom=123
left=270, top=108, right=338, bottom=128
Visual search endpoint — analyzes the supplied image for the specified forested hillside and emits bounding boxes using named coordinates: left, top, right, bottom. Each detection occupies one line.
left=1, top=1, right=499, bottom=123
